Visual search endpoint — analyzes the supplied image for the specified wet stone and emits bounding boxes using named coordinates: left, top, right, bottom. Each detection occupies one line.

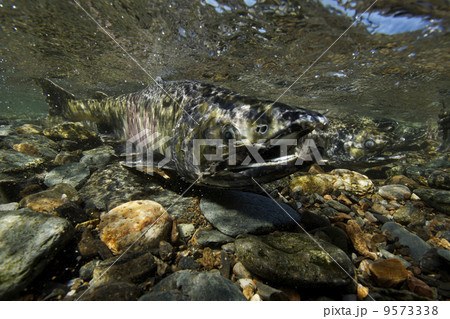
left=0, top=125, right=13, bottom=137
left=44, top=162, right=90, bottom=189
left=299, top=210, right=330, bottom=231
left=326, top=199, right=352, bottom=213
left=233, top=262, right=252, bottom=279
left=369, top=258, right=408, bottom=288
left=98, top=200, right=172, bottom=255
left=77, top=163, right=193, bottom=217
left=177, top=256, right=200, bottom=270
left=427, top=170, right=450, bottom=190
left=0, top=202, right=19, bottom=211
left=77, top=282, right=141, bottom=301
left=311, top=226, right=349, bottom=253
left=3, top=134, right=59, bottom=159
left=393, top=203, right=423, bottom=226
left=0, top=209, right=74, bottom=299
left=90, top=252, right=156, bottom=287
left=19, top=183, right=77, bottom=215
left=193, top=229, right=235, bottom=247
left=80, top=146, right=114, bottom=169
left=378, top=185, right=411, bottom=201
left=0, top=149, right=44, bottom=173
left=43, top=122, right=101, bottom=148
left=234, top=232, right=354, bottom=289
left=138, top=270, right=246, bottom=301
left=256, top=282, right=289, bottom=301
left=14, top=124, right=42, bottom=135
left=79, top=259, right=101, bottom=282
left=200, top=190, right=301, bottom=237
left=177, top=223, right=195, bottom=240
left=413, top=188, right=450, bottom=215
left=385, top=175, right=422, bottom=191
left=382, top=222, right=432, bottom=262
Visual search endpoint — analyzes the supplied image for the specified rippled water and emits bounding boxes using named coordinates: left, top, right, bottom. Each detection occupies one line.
left=1, top=0, right=449, bottom=127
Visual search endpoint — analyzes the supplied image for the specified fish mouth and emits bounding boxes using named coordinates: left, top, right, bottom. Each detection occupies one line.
left=198, top=112, right=328, bottom=187
left=219, top=127, right=317, bottom=177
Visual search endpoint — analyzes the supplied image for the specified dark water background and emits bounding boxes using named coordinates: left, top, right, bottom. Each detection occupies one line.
left=1, top=0, right=449, bottom=128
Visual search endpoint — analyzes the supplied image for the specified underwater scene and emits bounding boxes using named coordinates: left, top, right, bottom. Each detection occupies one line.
left=0, top=0, right=449, bottom=301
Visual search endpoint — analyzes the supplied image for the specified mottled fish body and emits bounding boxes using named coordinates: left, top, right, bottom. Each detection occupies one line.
left=39, top=79, right=328, bottom=187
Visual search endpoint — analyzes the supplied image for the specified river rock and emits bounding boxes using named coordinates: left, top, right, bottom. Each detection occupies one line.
left=256, top=282, right=289, bottom=301
left=378, top=185, right=411, bottom=201
left=290, top=169, right=374, bottom=196
left=369, top=258, right=408, bottom=288
left=200, top=190, right=301, bottom=237
left=177, top=223, right=195, bottom=240
left=234, top=232, right=354, bottom=288
left=326, top=199, right=352, bottom=213
left=0, top=202, right=19, bottom=211
left=393, top=203, right=425, bottom=225
left=193, top=229, right=235, bottom=247
left=19, top=183, right=77, bottom=214
left=0, top=125, right=13, bottom=137
left=138, top=270, right=246, bottom=301
left=385, top=175, right=422, bottom=191
left=0, top=149, right=44, bottom=173
left=44, top=162, right=90, bottom=189
left=0, top=209, right=74, bottom=299
left=77, top=163, right=193, bottom=217
left=382, top=222, right=432, bottom=262
left=98, top=200, right=172, bottom=255
left=77, top=282, right=141, bottom=301
left=427, top=170, right=450, bottom=190
left=413, top=188, right=450, bottom=215
left=80, top=146, right=114, bottom=169
left=90, top=252, right=156, bottom=287
left=14, top=124, right=42, bottom=135
left=3, top=134, right=59, bottom=159
left=43, top=122, right=101, bottom=147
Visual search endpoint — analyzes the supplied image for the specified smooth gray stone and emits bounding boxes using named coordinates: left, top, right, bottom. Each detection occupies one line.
left=235, top=232, right=354, bottom=288
left=138, top=270, right=246, bottom=301
left=326, top=199, right=351, bottom=213
left=382, top=222, right=432, bottom=262
left=0, top=209, right=74, bottom=299
left=200, top=190, right=301, bottom=237
left=413, top=188, right=450, bottom=215
left=378, top=184, right=411, bottom=201
left=0, top=149, right=44, bottom=173
left=44, top=162, right=90, bottom=188
left=194, top=229, right=235, bottom=247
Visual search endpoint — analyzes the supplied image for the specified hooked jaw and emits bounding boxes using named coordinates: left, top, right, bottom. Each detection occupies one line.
left=199, top=108, right=329, bottom=187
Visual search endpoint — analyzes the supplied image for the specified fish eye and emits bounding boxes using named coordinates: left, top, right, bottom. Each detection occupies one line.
left=224, top=131, right=234, bottom=141
left=364, top=139, right=376, bottom=149
left=256, top=123, right=269, bottom=134
left=222, top=125, right=237, bottom=141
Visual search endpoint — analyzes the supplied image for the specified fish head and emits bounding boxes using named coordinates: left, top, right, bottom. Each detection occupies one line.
left=173, top=98, right=328, bottom=187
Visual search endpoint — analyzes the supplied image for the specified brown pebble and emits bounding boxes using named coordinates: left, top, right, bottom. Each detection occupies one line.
left=357, top=284, right=369, bottom=300
left=170, top=218, right=180, bottom=244
left=406, top=272, right=434, bottom=298
left=337, top=194, right=352, bottom=206
left=13, top=143, right=40, bottom=156
left=346, top=220, right=377, bottom=260
left=369, top=258, right=408, bottom=288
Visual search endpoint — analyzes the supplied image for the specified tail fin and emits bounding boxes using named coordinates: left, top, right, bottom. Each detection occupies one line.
left=36, top=78, right=75, bottom=117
